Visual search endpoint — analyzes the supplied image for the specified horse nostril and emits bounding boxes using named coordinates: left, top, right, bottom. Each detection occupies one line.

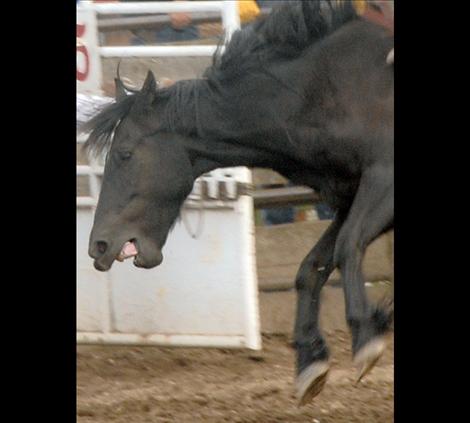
left=96, top=241, right=108, bottom=255
left=90, top=240, right=109, bottom=259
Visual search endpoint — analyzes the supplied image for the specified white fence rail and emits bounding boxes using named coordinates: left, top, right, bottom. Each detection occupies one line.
left=100, top=45, right=220, bottom=58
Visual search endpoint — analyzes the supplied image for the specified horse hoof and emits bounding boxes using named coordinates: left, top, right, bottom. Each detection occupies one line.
left=353, top=337, right=386, bottom=384
left=295, top=361, right=330, bottom=406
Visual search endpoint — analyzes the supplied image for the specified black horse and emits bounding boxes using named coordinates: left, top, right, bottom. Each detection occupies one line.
left=81, top=0, right=394, bottom=405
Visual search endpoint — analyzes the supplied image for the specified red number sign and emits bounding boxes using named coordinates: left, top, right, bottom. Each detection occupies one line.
left=77, top=23, right=90, bottom=81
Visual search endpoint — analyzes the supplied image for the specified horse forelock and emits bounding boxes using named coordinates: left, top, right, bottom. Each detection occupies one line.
left=81, top=95, right=136, bottom=158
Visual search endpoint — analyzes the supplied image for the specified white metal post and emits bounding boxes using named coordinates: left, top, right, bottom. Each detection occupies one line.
left=221, top=0, right=241, bottom=41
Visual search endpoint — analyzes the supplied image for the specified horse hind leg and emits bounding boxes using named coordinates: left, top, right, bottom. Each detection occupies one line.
left=353, top=294, right=394, bottom=383
left=333, top=165, right=394, bottom=383
left=294, top=212, right=346, bottom=405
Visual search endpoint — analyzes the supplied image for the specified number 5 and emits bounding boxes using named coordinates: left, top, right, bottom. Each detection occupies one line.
left=77, top=23, right=89, bottom=81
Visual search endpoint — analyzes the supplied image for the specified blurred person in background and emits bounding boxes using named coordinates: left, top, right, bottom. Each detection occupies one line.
left=120, top=0, right=200, bottom=44
left=127, top=0, right=265, bottom=44
left=262, top=207, right=296, bottom=226
left=153, top=0, right=200, bottom=43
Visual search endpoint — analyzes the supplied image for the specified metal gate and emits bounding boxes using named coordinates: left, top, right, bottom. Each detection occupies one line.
left=77, top=2, right=261, bottom=349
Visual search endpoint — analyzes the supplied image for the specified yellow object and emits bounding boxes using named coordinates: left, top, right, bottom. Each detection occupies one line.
left=353, top=0, right=367, bottom=15
left=333, top=0, right=367, bottom=15
left=238, top=0, right=261, bottom=24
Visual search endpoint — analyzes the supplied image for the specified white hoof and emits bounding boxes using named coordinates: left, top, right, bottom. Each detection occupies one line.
left=295, top=361, right=330, bottom=406
left=353, top=337, right=386, bottom=384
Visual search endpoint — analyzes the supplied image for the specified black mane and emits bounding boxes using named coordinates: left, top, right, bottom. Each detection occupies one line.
left=81, top=0, right=358, bottom=157
left=206, top=0, right=357, bottom=80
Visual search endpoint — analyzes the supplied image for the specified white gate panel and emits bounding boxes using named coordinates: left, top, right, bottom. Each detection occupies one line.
left=77, top=204, right=261, bottom=349
left=77, top=154, right=261, bottom=349
left=111, top=213, right=247, bottom=335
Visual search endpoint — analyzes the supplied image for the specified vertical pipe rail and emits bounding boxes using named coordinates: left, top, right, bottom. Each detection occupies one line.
left=221, top=0, right=241, bottom=41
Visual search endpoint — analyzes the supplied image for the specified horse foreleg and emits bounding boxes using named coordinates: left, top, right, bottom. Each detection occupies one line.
left=334, top=165, right=394, bottom=383
left=294, top=212, right=346, bottom=405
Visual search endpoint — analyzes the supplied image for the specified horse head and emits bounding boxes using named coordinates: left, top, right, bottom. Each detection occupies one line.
left=83, top=72, right=195, bottom=271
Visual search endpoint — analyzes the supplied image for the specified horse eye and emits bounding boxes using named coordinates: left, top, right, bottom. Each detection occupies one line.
left=118, top=151, right=132, bottom=160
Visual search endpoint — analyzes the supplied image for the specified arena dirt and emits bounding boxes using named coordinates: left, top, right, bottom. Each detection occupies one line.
left=77, top=328, right=393, bottom=423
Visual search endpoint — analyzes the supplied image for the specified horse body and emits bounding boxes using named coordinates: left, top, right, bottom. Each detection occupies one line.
left=172, top=19, right=393, bottom=212
left=82, top=0, right=393, bottom=405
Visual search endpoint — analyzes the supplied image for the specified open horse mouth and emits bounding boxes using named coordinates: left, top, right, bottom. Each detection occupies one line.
left=115, top=239, right=158, bottom=268
left=92, top=239, right=137, bottom=271
left=91, top=237, right=163, bottom=271
left=116, top=240, right=138, bottom=262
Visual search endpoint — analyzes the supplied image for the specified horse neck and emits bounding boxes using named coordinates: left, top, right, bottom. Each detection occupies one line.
left=181, top=130, right=301, bottom=179
left=158, top=77, right=306, bottom=177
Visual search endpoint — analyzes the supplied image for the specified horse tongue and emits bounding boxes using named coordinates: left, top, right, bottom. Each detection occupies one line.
left=117, top=241, right=138, bottom=261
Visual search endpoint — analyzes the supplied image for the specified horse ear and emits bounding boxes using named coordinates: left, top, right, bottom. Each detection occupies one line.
left=114, top=78, right=127, bottom=101
left=132, top=70, right=158, bottom=111
left=141, top=70, right=157, bottom=95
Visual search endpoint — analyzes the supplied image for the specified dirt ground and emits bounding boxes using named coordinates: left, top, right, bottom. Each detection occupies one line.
left=77, top=328, right=393, bottom=423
